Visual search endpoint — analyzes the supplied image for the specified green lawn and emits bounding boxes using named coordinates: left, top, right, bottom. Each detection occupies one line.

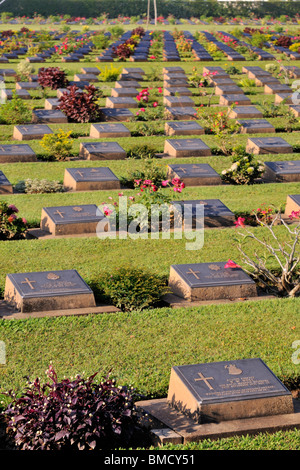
left=0, top=21, right=299, bottom=451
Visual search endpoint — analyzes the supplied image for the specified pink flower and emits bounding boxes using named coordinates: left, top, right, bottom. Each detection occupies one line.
left=129, top=196, right=135, bottom=201
left=234, top=217, right=245, bottom=228
left=152, top=185, right=158, bottom=192
left=153, top=101, right=158, bottom=107
left=134, top=179, right=142, bottom=185
left=224, top=260, right=241, bottom=269
left=158, top=87, right=162, bottom=93
left=102, top=206, right=113, bottom=217
left=143, top=179, right=153, bottom=185
left=289, top=210, right=300, bottom=220
left=171, top=177, right=181, bottom=186
left=22, top=218, right=27, bottom=224
left=118, top=192, right=124, bottom=197
left=140, top=107, right=145, bottom=112
left=161, top=180, right=169, bottom=187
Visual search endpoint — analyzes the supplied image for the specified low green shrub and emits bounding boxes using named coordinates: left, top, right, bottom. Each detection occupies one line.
left=15, top=179, right=64, bottom=194
left=0, top=93, right=32, bottom=124
left=94, top=266, right=169, bottom=312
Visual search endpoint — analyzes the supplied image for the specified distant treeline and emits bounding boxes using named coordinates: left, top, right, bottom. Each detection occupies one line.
left=0, top=1, right=300, bottom=20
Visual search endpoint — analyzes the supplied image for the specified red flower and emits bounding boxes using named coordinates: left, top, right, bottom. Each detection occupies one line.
left=289, top=210, right=300, bottom=220
left=234, top=217, right=245, bottom=228
left=224, top=260, right=241, bottom=269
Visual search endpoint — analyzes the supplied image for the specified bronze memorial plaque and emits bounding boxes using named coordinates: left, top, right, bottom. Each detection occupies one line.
left=168, top=261, right=257, bottom=301
left=167, top=358, right=294, bottom=423
left=4, top=270, right=96, bottom=313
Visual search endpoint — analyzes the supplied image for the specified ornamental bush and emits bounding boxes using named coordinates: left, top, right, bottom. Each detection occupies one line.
left=15, top=179, right=64, bottom=194
left=40, top=129, right=73, bottom=161
left=0, top=93, right=32, bottom=125
left=97, top=266, right=169, bottom=312
left=57, top=85, right=102, bottom=123
left=38, top=67, right=69, bottom=90
left=0, top=202, right=27, bottom=240
left=3, top=363, right=138, bottom=450
left=221, top=147, right=264, bottom=185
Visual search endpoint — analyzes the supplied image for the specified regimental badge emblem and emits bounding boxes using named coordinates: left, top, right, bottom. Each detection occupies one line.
left=47, top=273, right=60, bottom=280
left=208, top=264, right=221, bottom=271
left=225, top=364, right=243, bottom=375
left=73, top=207, right=83, bottom=212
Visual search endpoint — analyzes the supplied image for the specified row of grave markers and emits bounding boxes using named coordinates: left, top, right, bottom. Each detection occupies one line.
left=1, top=190, right=299, bottom=314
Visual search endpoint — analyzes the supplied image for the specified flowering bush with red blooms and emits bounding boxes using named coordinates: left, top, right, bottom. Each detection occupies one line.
left=100, top=178, right=185, bottom=232
left=38, top=67, right=69, bottom=90
left=54, top=35, right=90, bottom=56
left=3, top=363, right=138, bottom=450
left=58, top=85, right=102, bottom=123
left=133, top=177, right=185, bottom=209
left=135, top=87, right=162, bottom=120
left=235, top=205, right=276, bottom=227
left=0, top=202, right=27, bottom=240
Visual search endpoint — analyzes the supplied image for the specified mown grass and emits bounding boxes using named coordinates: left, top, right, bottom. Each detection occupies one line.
left=149, top=428, right=300, bottom=450
left=0, top=22, right=299, bottom=451
left=0, top=298, right=299, bottom=400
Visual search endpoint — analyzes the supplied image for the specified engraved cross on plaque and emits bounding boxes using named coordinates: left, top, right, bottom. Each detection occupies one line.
left=186, top=268, right=200, bottom=279
left=21, top=277, right=36, bottom=290
left=54, top=209, right=65, bottom=219
left=176, top=166, right=188, bottom=174
left=194, top=372, right=214, bottom=390
left=75, top=170, right=85, bottom=177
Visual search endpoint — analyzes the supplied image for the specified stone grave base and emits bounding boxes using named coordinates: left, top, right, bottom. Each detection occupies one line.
left=0, top=299, right=119, bottom=320
left=135, top=398, right=300, bottom=446
left=162, top=292, right=276, bottom=308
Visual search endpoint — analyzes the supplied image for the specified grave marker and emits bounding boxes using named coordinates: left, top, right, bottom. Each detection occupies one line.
left=0, top=144, right=37, bottom=163
left=165, top=121, right=204, bottom=136
left=284, top=194, right=300, bottom=217
left=263, top=161, right=300, bottom=182
left=0, top=171, right=13, bottom=193
left=167, top=164, right=221, bottom=186
left=164, top=139, right=211, bottom=157
left=40, top=204, right=109, bottom=236
left=105, top=97, right=138, bottom=108
left=163, top=96, right=194, bottom=107
left=171, top=199, right=235, bottom=228
left=32, top=109, right=68, bottom=124
left=64, top=167, right=121, bottom=191
left=79, top=142, right=126, bottom=160
left=237, top=119, right=275, bottom=134
left=167, top=358, right=293, bottom=423
left=4, top=270, right=96, bottom=313
left=168, top=261, right=257, bottom=301
left=13, top=124, right=53, bottom=141
left=90, top=123, right=130, bottom=138
left=246, top=137, right=293, bottom=155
